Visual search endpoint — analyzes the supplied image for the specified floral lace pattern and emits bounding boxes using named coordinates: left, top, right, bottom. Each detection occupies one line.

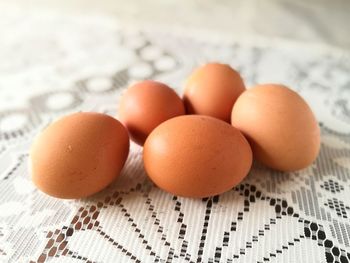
left=0, top=8, right=349, bottom=263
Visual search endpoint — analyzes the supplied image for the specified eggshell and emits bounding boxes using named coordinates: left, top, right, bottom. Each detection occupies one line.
left=119, top=80, right=185, bottom=145
left=143, top=115, right=252, bottom=198
left=30, top=112, right=129, bottom=199
left=183, top=63, right=245, bottom=122
left=231, top=84, right=320, bottom=171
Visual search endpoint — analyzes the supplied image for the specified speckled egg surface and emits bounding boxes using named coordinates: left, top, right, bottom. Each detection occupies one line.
left=30, top=112, right=130, bottom=199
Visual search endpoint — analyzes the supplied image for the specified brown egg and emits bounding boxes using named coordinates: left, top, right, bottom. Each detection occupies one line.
left=143, top=115, right=252, bottom=198
left=183, top=63, right=246, bottom=122
left=231, top=84, right=320, bottom=171
left=30, top=112, right=129, bottom=199
left=119, top=80, right=185, bottom=145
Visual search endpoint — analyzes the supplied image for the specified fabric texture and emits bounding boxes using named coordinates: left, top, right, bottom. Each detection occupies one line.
left=0, top=8, right=350, bottom=263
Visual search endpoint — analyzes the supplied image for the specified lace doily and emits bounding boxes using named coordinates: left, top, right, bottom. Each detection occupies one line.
left=0, top=7, right=349, bottom=263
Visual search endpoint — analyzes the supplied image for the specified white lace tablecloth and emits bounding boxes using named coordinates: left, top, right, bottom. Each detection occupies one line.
left=0, top=7, right=350, bottom=263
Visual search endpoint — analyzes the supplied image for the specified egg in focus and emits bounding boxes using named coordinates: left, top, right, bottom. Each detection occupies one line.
left=30, top=112, right=130, bottom=199
left=231, top=84, right=320, bottom=171
left=143, top=115, right=252, bottom=198
left=119, top=80, right=185, bottom=145
left=183, top=63, right=246, bottom=122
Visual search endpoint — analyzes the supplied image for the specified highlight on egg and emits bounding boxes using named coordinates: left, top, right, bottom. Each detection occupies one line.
left=119, top=80, right=185, bottom=146
left=231, top=84, right=320, bottom=171
left=30, top=112, right=130, bottom=199
left=143, top=115, right=252, bottom=198
left=183, top=62, right=246, bottom=122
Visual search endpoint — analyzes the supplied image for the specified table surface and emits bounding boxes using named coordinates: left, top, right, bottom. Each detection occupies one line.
left=2, top=0, right=350, bottom=50
left=0, top=3, right=350, bottom=263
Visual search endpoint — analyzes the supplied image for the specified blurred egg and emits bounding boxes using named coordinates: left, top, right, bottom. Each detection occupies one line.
left=30, top=112, right=129, bottom=199
left=231, top=84, right=320, bottom=171
left=143, top=115, right=252, bottom=198
left=183, top=63, right=246, bottom=122
left=119, top=80, right=185, bottom=145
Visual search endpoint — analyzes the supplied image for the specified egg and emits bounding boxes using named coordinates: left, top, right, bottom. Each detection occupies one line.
left=119, top=80, right=185, bottom=145
left=30, top=112, right=130, bottom=199
left=183, top=63, right=246, bottom=122
left=143, top=115, right=252, bottom=198
left=231, top=84, right=320, bottom=171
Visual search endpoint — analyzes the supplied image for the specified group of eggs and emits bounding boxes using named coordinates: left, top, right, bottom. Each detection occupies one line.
left=30, top=63, right=320, bottom=199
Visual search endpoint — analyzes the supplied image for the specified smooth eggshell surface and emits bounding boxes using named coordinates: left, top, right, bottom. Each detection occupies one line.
left=30, top=112, right=130, bottom=199
left=143, top=115, right=252, bottom=198
left=183, top=63, right=245, bottom=122
left=231, top=84, right=320, bottom=171
left=119, top=80, right=185, bottom=145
